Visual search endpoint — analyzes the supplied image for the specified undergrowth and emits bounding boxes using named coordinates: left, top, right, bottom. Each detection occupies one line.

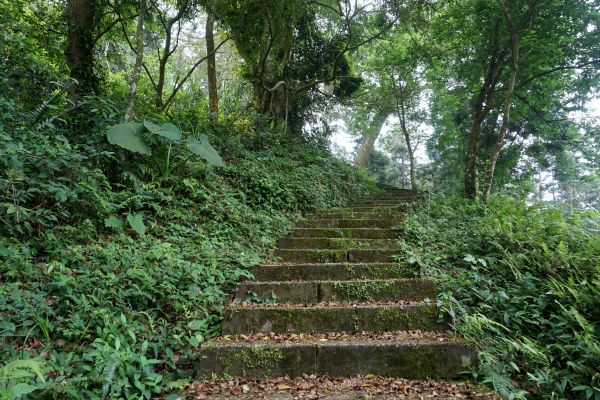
left=397, top=195, right=600, bottom=400
left=0, top=120, right=374, bottom=399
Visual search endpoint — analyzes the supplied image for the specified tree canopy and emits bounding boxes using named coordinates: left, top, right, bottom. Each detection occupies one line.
left=1, top=0, right=600, bottom=398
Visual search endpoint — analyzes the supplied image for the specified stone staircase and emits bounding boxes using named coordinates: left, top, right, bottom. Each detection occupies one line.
left=193, top=187, right=475, bottom=382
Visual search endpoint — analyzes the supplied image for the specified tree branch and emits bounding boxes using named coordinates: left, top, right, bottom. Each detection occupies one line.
left=309, top=0, right=342, bottom=15
left=517, top=59, right=600, bottom=90
left=162, top=38, right=230, bottom=112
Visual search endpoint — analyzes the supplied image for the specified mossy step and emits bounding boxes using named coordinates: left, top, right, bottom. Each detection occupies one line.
left=349, top=200, right=417, bottom=207
left=221, top=304, right=442, bottom=334
left=316, top=205, right=402, bottom=213
left=273, top=249, right=397, bottom=263
left=250, top=263, right=415, bottom=281
left=361, top=194, right=423, bottom=201
left=277, top=238, right=397, bottom=250
left=235, top=278, right=436, bottom=303
left=313, top=211, right=405, bottom=220
left=194, top=339, right=475, bottom=379
left=298, top=219, right=399, bottom=229
left=290, top=228, right=397, bottom=239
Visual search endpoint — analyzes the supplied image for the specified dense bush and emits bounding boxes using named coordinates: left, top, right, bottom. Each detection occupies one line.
left=0, top=120, right=374, bottom=399
left=397, top=195, right=600, bottom=400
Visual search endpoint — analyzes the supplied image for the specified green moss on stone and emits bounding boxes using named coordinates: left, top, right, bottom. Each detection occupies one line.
left=332, top=280, right=395, bottom=301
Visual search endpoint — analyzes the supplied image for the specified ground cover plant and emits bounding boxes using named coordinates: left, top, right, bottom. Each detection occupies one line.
left=397, top=195, right=600, bottom=399
left=2, top=0, right=599, bottom=398
left=0, top=117, right=374, bottom=399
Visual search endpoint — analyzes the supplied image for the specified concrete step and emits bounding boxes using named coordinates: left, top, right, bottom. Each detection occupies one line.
left=349, top=200, right=416, bottom=207
left=363, top=194, right=422, bottom=201
left=250, top=263, right=416, bottom=281
left=298, top=219, right=399, bottom=229
left=272, top=249, right=397, bottom=263
left=194, top=337, right=475, bottom=379
left=290, top=228, right=397, bottom=239
left=235, top=278, right=436, bottom=304
left=222, top=304, right=442, bottom=334
left=314, top=211, right=404, bottom=220
left=277, top=237, right=397, bottom=250
left=316, top=205, right=403, bottom=213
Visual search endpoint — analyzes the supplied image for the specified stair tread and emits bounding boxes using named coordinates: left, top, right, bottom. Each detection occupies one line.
left=235, top=278, right=436, bottom=303
left=238, top=278, right=434, bottom=285
left=194, top=188, right=476, bottom=381
left=255, top=262, right=402, bottom=267
left=228, top=301, right=427, bottom=309
left=187, top=376, right=496, bottom=400
left=212, top=330, right=457, bottom=344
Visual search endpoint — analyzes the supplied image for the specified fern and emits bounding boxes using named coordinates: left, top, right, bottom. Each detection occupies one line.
left=0, top=359, right=46, bottom=400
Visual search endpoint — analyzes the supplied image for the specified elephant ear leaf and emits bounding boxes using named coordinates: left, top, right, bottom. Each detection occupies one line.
left=107, top=122, right=151, bottom=155
left=186, top=135, right=224, bottom=166
left=143, top=121, right=182, bottom=141
left=127, top=213, right=146, bottom=235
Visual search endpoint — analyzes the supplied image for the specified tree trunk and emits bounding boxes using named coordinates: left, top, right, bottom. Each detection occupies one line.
left=463, top=22, right=505, bottom=199
left=355, top=108, right=392, bottom=168
left=482, top=32, right=520, bottom=202
left=250, top=22, right=294, bottom=127
left=206, top=4, right=219, bottom=121
left=124, top=0, right=146, bottom=122
left=482, top=0, right=536, bottom=202
left=399, top=101, right=417, bottom=190
left=154, top=1, right=188, bottom=111
left=464, top=113, right=482, bottom=198
left=65, top=0, right=98, bottom=102
left=389, top=73, right=417, bottom=190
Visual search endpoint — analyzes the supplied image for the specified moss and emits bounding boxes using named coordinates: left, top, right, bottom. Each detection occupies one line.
left=240, top=347, right=285, bottom=372
left=357, top=263, right=419, bottom=279
left=371, top=306, right=439, bottom=331
left=332, top=280, right=395, bottom=301
left=305, top=249, right=347, bottom=263
left=329, top=238, right=372, bottom=249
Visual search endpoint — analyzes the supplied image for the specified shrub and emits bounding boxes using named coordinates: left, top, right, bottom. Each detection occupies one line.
left=397, top=195, right=600, bottom=399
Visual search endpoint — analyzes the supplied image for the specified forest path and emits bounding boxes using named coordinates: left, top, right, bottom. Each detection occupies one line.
left=189, top=188, right=487, bottom=398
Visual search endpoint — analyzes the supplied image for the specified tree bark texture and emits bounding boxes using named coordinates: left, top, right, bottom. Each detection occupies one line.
left=65, top=0, right=98, bottom=102
left=124, top=0, right=146, bottom=122
left=398, top=100, right=417, bottom=190
left=206, top=4, right=219, bottom=121
left=355, top=107, right=393, bottom=168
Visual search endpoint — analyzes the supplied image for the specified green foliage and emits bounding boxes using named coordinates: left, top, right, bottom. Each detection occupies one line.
left=106, top=121, right=224, bottom=180
left=1, top=115, right=372, bottom=399
left=0, top=359, right=47, bottom=400
left=397, top=195, right=600, bottom=399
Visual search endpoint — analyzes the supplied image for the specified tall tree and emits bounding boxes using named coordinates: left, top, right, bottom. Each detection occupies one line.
left=354, top=106, right=394, bottom=168
left=213, top=0, right=396, bottom=130
left=124, top=0, right=146, bottom=122
left=65, top=0, right=98, bottom=101
left=428, top=0, right=600, bottom=198
left=205, top=1, right=219, bottom=121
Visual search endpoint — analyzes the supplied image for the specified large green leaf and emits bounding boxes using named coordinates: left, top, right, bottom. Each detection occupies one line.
left=107, top=123, right=151, bottom=155
left=143, top=121, right=182, bottom=141
left=127, top=213, right=146, bottom=235
left=104, top=215, right=124, bottom=229
left=186, top=135, right=225, bottom=166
